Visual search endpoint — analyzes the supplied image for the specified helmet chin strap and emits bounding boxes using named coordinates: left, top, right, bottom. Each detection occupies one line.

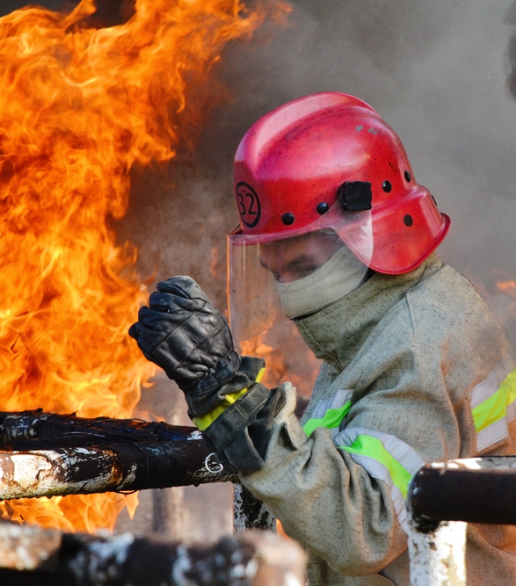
left=274, top=247, right=368, bottom=319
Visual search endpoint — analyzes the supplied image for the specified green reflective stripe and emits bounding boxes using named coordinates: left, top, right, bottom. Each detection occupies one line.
left=340, top=435, right=413, bottom=498
left=303, top=401, right=352, bottom=438
left=473, top=369, right=516, bottom=432
left=472, top=392, right=506, bottom=433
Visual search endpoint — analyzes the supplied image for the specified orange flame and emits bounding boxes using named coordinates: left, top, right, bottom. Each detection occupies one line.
left=239, top=321, right=321, bottom=398
left=497, top=280, right=516, bottom=293
left=0, top=0, right=289, bottom=531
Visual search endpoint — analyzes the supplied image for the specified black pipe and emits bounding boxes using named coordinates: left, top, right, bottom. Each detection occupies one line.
left=0, top=411, right=238, bottom=499
left=408, top=457, right=516, bottom=532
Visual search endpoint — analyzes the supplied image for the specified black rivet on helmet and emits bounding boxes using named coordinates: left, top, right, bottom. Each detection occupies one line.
left=404, top=214, right=413, bottom=227
left=382, top=180, right=392, bottom=193
left=282, top=213, right=295, bottom=226
left=316, top=202, right=330, bottom=215
left=404, top=171, right=411, bottom=182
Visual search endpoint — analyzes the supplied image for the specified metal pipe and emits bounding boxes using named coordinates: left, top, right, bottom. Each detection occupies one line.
left=0, top=410, right=204, bottom=448
left=0, top=411, right=274, bottom=538
left=0, top=421, right=237, bottom=500
left=408, top=456, right=516, bottom=531
left=0, top=442, right=234, bottom=500
left=406, top=456, right=516, bottom=585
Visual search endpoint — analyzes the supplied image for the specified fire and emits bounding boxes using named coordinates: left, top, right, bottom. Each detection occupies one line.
left=497, top=281, right=516, bottom=293
left=0, top=0, right=289, bottom=531
left=239, top=321, right=321, bottom=399
left=240, top=335, right=288, bottom=389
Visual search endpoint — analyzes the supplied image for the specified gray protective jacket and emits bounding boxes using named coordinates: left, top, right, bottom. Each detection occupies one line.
left=240, top=255, right=516, bottom=585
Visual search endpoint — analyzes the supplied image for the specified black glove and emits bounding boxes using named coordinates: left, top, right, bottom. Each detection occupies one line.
left=128, top=276, right=241, bottom=416
left=129, top=276, right=284, bottom=473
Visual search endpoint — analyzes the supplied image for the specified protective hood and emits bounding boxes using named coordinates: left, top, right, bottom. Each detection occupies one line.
left=275, top=246, right=368, bottom=318
left=294, top=254, right=443, bottom=370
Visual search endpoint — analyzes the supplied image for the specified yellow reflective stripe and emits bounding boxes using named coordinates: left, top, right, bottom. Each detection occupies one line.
left=340, top=435, right=413, bottom=498
left=473, top=368, right=516, bottom=433
left=193, top=387, right=249, bottom=431
left=254, top=368, right=265, bottom=384
left=303, top=402, right=352, bottom=437
left=192, top=367, right=266, bottom=431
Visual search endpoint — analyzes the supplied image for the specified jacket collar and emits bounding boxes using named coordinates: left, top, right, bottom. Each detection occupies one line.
left=294, top=254, right=443, bottom=370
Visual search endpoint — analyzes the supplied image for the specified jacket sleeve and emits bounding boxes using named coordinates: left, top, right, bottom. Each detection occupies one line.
left=241, top=384, right=411, bottom=576
left=239, top=298, right=506, bottom=576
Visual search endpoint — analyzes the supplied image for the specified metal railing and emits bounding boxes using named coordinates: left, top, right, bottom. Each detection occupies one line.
left=1, top=411, right=515, bottom=584
left=407, top=456, right=516, bottom=585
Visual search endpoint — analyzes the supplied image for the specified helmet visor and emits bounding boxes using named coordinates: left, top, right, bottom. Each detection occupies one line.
left=228, top=204, right=372, bottom=341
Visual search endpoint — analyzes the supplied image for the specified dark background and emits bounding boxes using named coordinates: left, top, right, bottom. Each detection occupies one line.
left=2, top=0, right=62, bottom=12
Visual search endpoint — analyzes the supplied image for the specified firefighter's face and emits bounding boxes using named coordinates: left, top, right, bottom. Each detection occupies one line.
left=259, top=231, right=344, bottom=283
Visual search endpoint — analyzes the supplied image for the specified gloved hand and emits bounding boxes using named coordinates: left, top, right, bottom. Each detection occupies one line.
left=128, top=276, right=241, bottom=417
left=129, top=276, right=282, bottom=473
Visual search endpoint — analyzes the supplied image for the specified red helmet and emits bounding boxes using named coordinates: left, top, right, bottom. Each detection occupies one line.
left=228, top=92, right=450, bottom=340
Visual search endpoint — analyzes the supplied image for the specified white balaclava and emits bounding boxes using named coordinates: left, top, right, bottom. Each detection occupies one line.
left=274, top=246, right=368, bottom=318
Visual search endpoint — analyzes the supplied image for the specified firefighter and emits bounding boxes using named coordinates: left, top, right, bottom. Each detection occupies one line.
left=129, top=92, right=516, bottom=585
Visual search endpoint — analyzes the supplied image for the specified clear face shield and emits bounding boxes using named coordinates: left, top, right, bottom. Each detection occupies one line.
left=228, top=202, right=373, bottom=341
